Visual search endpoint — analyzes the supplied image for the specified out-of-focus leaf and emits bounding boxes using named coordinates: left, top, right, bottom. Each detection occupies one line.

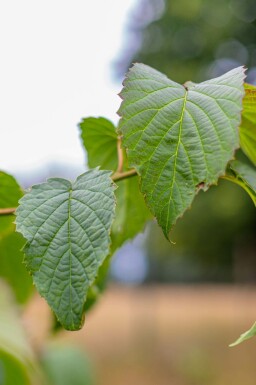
left=0, top=229, right=33, bottom=304
left=225, top=159, right=256, bottom=205
left=112, top=177, right=152, bottom=251
left=84, top=256, right=111, bottom=313
left=16, top=170, right=116, bottom=330
left=229, top=322, right=256, bottom=347
left=0, top=171, right=32, bottom=303
left=0, top=171, right=23, bottom=209
left=41, top=345, right=94, bottom=385
left=79, top=117, right=118, bottom=171
left=231, top=159, right=256, bottom=192
left=0, top=282, right=43, bottom=384
left=0, top=350, right=31, bottom=385
left=240, top=83, right=256, bottom=165
left=0, top=171, right=22, bottom=235
left=118, top=64, right=245, bottom=238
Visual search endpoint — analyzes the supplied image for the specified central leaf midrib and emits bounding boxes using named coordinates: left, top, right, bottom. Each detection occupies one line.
left=138, top=95, right=187, bottom=181
left=67, top=188, right=74, bottom=326
left=165, top=88, right=188, bottom=234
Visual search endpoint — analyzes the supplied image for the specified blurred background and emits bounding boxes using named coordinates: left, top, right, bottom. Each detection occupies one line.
left=1, top=0, right=256, bottom=384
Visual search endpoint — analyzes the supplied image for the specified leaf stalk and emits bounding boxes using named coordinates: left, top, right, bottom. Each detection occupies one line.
left=0, top=208, right=16, bottom=215
left=116, top=137, right=124, bottom=173
left=112, top=169, right=137, bottom=182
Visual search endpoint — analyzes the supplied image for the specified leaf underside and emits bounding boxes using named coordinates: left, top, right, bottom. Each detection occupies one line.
left=16, top=169, right=116, bottom=330
left=118, top=63, right=245, bottom=238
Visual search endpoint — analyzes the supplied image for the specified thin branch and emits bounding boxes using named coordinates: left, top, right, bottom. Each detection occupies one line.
left=0, top=169, right=138, bottom=215
left=116, top=137, right=124, bottom=173
left=112, top=169, right=137, bottom=182
left=0, top=207, right=16, bottom=215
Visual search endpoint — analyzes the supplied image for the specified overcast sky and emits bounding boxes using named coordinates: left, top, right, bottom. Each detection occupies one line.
left=0, top=0, right=137, bottom=175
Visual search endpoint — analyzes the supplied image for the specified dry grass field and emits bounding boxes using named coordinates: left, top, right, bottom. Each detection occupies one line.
left=24, top=285, right=256, bottom=385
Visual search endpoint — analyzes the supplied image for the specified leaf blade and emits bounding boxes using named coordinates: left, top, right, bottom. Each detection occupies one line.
left=118, top=64, right=245, bottom=237
left=16, top=169, right=116, bottom=330
left=79, top=117, right=118, bottom=170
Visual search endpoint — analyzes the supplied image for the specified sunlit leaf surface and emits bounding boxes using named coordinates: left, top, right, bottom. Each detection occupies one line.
left=119, top=64, right=245, bottom=237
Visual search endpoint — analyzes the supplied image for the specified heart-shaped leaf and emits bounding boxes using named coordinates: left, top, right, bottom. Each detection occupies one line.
left=16, top=170, right=116, bottom=330
left=118, top=64, right=245, bottom=237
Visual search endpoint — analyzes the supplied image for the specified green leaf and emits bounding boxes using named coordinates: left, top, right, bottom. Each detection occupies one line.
left=227, top=159, right=256, bottom=205
left=118, top=64, right=245, bottom=238
left=0, top=171, right=23, bottom=235
left=16, top=170, right=116, bottom=330
left=0, top=282, right=44, bottom=384
left=79, top=116, right=152, bottom=251
left=240, top=83, right=256, bottom=165
left=41, top=344, right=94, bottom=385
left=53, top=255, right=112, bottom=332
left=82, top=177, right=152, bottom=313
left=112, top=177, right=152, bottom=251
left=230, top=159, right=256, bottom=192
left=0, top=171, right=23, bottom=209
left=0, top=171, right=32, bottom=303
left=229, top=322, right=256, bottom=347
left=0, top=350, right=31, bottom=385
left=0, top=229, right=33, bottom=304
left=79, top=117, right=118, bottom=170
left=83, top=255, right=111, bottom=313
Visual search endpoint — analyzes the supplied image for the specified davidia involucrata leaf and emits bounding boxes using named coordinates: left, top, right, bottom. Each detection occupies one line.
left=16, top=169, right=116, bottom=330
left=118, top=64, right=245, bottom=238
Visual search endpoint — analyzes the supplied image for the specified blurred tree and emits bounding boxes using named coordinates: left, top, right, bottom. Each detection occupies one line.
left=146, top=179, right=256, bottom=283
left=115, top=0, right=256, bottom=282
left=116, top=0, right=256, bottom=84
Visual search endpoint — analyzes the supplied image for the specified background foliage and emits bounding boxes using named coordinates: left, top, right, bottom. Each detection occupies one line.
left=115, top=0, right=256, bottom=283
